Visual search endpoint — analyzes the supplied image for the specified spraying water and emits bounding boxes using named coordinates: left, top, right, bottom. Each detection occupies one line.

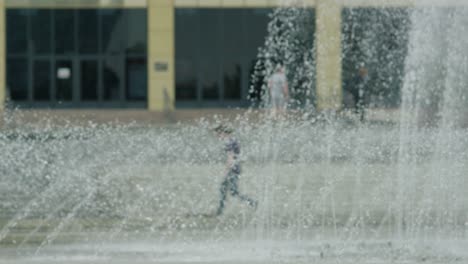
left=1, top=2, right=468, bottom=264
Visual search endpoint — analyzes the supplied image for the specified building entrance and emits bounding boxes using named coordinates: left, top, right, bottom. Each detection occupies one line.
left=6, top=8, right=147, bottom=108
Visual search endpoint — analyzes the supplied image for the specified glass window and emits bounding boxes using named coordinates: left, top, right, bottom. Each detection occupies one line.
left=126, top=58, right=147, bottom=100
left=55, top=60, right=73, bottom=101
left=176, top=59, right=197, bottom=100
left=222, top=9, right=245, bottom=57
left=81, top=60, right=98, bottom=101
left=6, top=9, right=29, bottom=55
left=245, top=9, right=271, bottom=61
left=6, top=8, right=147, bottom=107
left=223, top=61, right=242, bottom=100
left=201, top=60, right=219, bottom=100
left=103, top=57, right=122, bottom=100
left=31, top=10, right=52, bottom=54
left=175, top=9, right=199, bottom=59
left=175, top=9, right=199, bottom=101
left=342, top=8, right=409, bottom=108
left=199, top=10, right=221, bottom=100
left=126, top=10, right=147, bottom=55
left=101, top=9, right=125, bottom=55
left=55, top=10, right=75, bottom=54
left=222, top=9, right=245, bottom=100
left=78, top=10, right=99, bottom=54
left=199, top=9, right=220, bottom=58
left=33, top=60, right=51, bottom=101
left=245, top=9, right=271, bottom=104
left=7, top=58, right=28, bottom=101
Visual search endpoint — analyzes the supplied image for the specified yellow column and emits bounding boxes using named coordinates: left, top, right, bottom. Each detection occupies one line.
left=148, top=0, right=175, bottom=111
left=315, top=0, right=342, bottom=110
left=0, top=0, right=5, bottom=110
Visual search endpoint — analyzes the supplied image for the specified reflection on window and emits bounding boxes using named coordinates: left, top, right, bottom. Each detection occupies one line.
left=55, top=10, right=75, bottom=54
left=245, top=9, right=271, bottom=63
left=31, top=10, right=51, bottom=54
left=81, top=60, right=98, bottom=101
left=175, top=8, right=272, bottom=105
left=126, top=58, right=147, bottom=100
left=79, top=10, right=99, bottom=54
left=126, top=10, right=147, bottom=55
left=56, top=61, right=73, bottom=101
left=7, top=58, right=28, bottom=101
left=199, top=9, right=220, bottom=58
left=175, top=9, right=199, bottom=58
left=6, top=9, right=28, bottom=54
left=201, top=61, right=219, bottom=100
left=103, top=57, right=122, bottom=100
left=5, top=8, right=148, bottom=106
left=101, top=9, right=125, bottom=54
left=341, top=8, right=409, bottom=108
left=176, top=60, right=197, bottom=100
left=222, top=9, right=245, bottom=57
left=34, top=61, right=51, bottom=101
left=224, top=62, right=242, bottom=100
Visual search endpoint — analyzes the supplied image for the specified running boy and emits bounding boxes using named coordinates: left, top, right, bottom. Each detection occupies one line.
left=214, top=124, right=257, bottom=216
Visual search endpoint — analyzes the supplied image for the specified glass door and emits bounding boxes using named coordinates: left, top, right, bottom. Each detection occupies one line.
left=55, top=60, right=74, bottom=102
left=79, top=59, right=99, bottom=102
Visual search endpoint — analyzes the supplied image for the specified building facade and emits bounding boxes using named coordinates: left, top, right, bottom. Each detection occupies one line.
left=0, top=0, right=414, bottom=111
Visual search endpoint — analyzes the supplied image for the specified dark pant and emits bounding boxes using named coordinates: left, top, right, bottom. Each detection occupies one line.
left=216, top=171, right=256, bottom=215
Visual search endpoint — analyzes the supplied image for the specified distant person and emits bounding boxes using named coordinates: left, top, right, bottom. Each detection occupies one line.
left=268, top=65, right=289, bottom=117
left=349, top=66, right=369, bottom=121
left=214, top=125, right=257, bottom=216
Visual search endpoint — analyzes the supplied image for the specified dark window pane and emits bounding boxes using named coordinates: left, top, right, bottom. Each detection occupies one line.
left=55, top=60, right=73, bottom=101
left=199, top=10, right=220, bottom=101
left=201, top=60, right=219, bottom=100
left=245, top=9, right=271, bottom=60
left=222, top=10, right=244, bottom=101
left=101, top=9, right=125, bottom=54
left=342, top=8, right=409, bottom=108
left=222, top=9, right=245, bottom=57
left=31, top=10, right=51, bottom=54
left=175, top=9, right=199, bottom=58
left=246, top=9, right=271, bottom=103
left=6, top=9, right=28, bottom=54
left=55, top=10, right=75, bottom=54
left=103, top=57, right=122, bottom=100
left=81, top=60, right=98, bottom=101
left=176, top=59, right=197, bottom=100
left=175, top=9, right=199, bottom=102
left=200, top=9, right=220, bottom=58
left=126, top=58, right=147, bottom=100
left=224, top=61, right=242, bottom=100
left=33, top=60, right=51, bottom=101
left=7, top=58, right=28, bottom=101
left=126, top=10, right=147, bottom=55
left=78, top=10, right=99, bottom=54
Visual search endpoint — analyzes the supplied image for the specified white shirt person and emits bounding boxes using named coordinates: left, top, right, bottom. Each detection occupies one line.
left=268, top=65, right=289, bottom=116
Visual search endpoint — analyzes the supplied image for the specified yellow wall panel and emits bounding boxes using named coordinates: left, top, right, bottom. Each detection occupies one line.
left=150, top=31, right=174, bottom=56
left=315, top=0, right=342, bottom=110
left=148, top=0, right=175, bottom=111
left=148, top=77, right=175, bottom=111
left=148, top=7, right=174, bottom=31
